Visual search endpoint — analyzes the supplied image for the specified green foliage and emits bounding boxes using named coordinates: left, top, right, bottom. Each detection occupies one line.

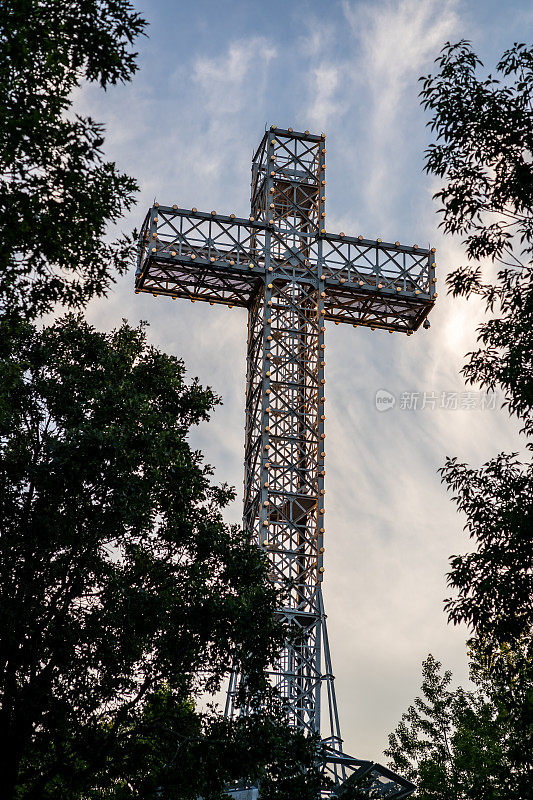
left=0, top=3, right=329, bottom=797
left=190, top=712, right=326, bottom=800
left=420, top=41, right=533, bottom=438
left=386, top=655, right=468, bottom=795
left=0, top=0, right=147, bottom=319
left=420, top=40, right=533, bottom=645
left=386, top=650, right=533, bottom=799
left=0, top=315, right=289, bottom=798
left=440, top=454, right=533, bottom=642
left=389, top=45, right=533, bottom=799
left=468, top=636, right=533, bottom=798
left=33, top=683, right=327, bottom=800
left=420, top=40, right=532, bottom=263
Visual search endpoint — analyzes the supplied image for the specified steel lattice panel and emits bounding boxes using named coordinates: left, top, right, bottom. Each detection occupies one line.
left=136, top=207, right=267, bottom=307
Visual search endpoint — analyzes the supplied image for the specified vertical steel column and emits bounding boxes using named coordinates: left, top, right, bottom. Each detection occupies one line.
left=242, top=286, right=268, bottom=552
left=263, top=275, right=321, bottom=734
left=232, top=129, right=326, bottom=735
left=318, top=586, right=347, bottom=786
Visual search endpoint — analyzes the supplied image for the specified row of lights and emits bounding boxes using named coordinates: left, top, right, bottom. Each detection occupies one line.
left=271, top=124, right=325, bottom=139
left=154, top=199, right=437, bottom=255
left=151, top=230, right=436, bottom=262
left=148, top=247, right=435, bottom=300
left=157, top=206, right=435, bottom=261
left=148, top=245, right=436, bottom=297
left=137, top=291, right=424, bottom=335
left=155, top=207, right=437, bottom=278
left=137, top=290, right=424, bottom=335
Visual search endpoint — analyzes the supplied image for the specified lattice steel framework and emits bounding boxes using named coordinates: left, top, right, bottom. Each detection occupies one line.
left=135, top=125, right=436, bottom=799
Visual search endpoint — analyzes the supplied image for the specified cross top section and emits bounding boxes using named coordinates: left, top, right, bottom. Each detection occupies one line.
left=136, top=124, right=435, bottom=333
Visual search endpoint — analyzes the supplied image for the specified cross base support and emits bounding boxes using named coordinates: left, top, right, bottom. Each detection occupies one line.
left=225, top=745, right=415, bottom=799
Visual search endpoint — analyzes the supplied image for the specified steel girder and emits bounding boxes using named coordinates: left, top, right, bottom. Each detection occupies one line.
left=135, top=126, right=428, bottom=799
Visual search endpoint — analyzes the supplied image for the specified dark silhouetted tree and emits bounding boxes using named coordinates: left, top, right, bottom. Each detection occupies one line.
left=0, top=315, right=296, bottom=798
left=387, top=41, right=533, bottom=800
left=0, top=0, right=146, bottom=318
left=420, top=39, right=533, bottom=643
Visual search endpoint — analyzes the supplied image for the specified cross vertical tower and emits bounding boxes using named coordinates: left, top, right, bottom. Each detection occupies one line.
left=232, top=131, right=327, bottom=737
left=135, top=125, right=436, bottom=798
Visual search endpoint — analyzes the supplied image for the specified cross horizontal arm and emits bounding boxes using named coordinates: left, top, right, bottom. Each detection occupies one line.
left=135, top=204, right=436, bottom=333
left=135, top=205, right=268, bottom=307
left=314, top=233, right=436, bottom=332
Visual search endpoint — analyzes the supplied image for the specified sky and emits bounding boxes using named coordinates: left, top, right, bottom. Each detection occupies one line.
left=77, top=0, right=531, bottom=763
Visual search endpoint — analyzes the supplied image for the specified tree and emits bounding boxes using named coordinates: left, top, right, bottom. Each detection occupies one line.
left=0, top=0, right=147, bottom=319
left=419, top=40, right=533, bottom=643
left=386, top=40, right=533, bottom=800
left=0, top=5, right=329, bottom=796
left=466, top=636, right=533, bottom=798
left=385, top=652, right=531, bottom=800
left=41, top=682, right=327, bottom=799
left=440, top=455, right=533, bottom=643
left=386, top=655, right=467, bottom=798
left=0, top=314, right=293, bottom=799
left=188, top=712, right=326, bottom=800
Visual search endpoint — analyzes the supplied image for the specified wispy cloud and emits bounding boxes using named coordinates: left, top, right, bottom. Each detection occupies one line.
left=193, top=37, right=277, bottom=115
left=343, top=0, right=460, bottom=214
left=306, top=64, right=344, bottom=129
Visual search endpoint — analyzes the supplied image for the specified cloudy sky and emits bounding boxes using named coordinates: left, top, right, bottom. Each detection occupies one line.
left=78, top=0, right=530, bottom=763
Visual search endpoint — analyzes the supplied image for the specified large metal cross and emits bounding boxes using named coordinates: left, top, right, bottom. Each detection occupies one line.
left=135, top=125, right=435, bottom=798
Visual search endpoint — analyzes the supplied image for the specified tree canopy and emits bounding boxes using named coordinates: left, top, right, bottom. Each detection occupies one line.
left=0, top=0, right=147, bottom=319
left=0, top=315, right=292, bottom=798
left=386, top=647, right=532, bottom=800
left=0, top=4, right=330, bottom=797
left=386, top=39, right=533, bottom=800
left=419, top=40, right=533, bottom=644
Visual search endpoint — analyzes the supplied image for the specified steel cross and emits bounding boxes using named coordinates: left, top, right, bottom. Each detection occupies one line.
left=135, top=125, right=435, bottom=799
